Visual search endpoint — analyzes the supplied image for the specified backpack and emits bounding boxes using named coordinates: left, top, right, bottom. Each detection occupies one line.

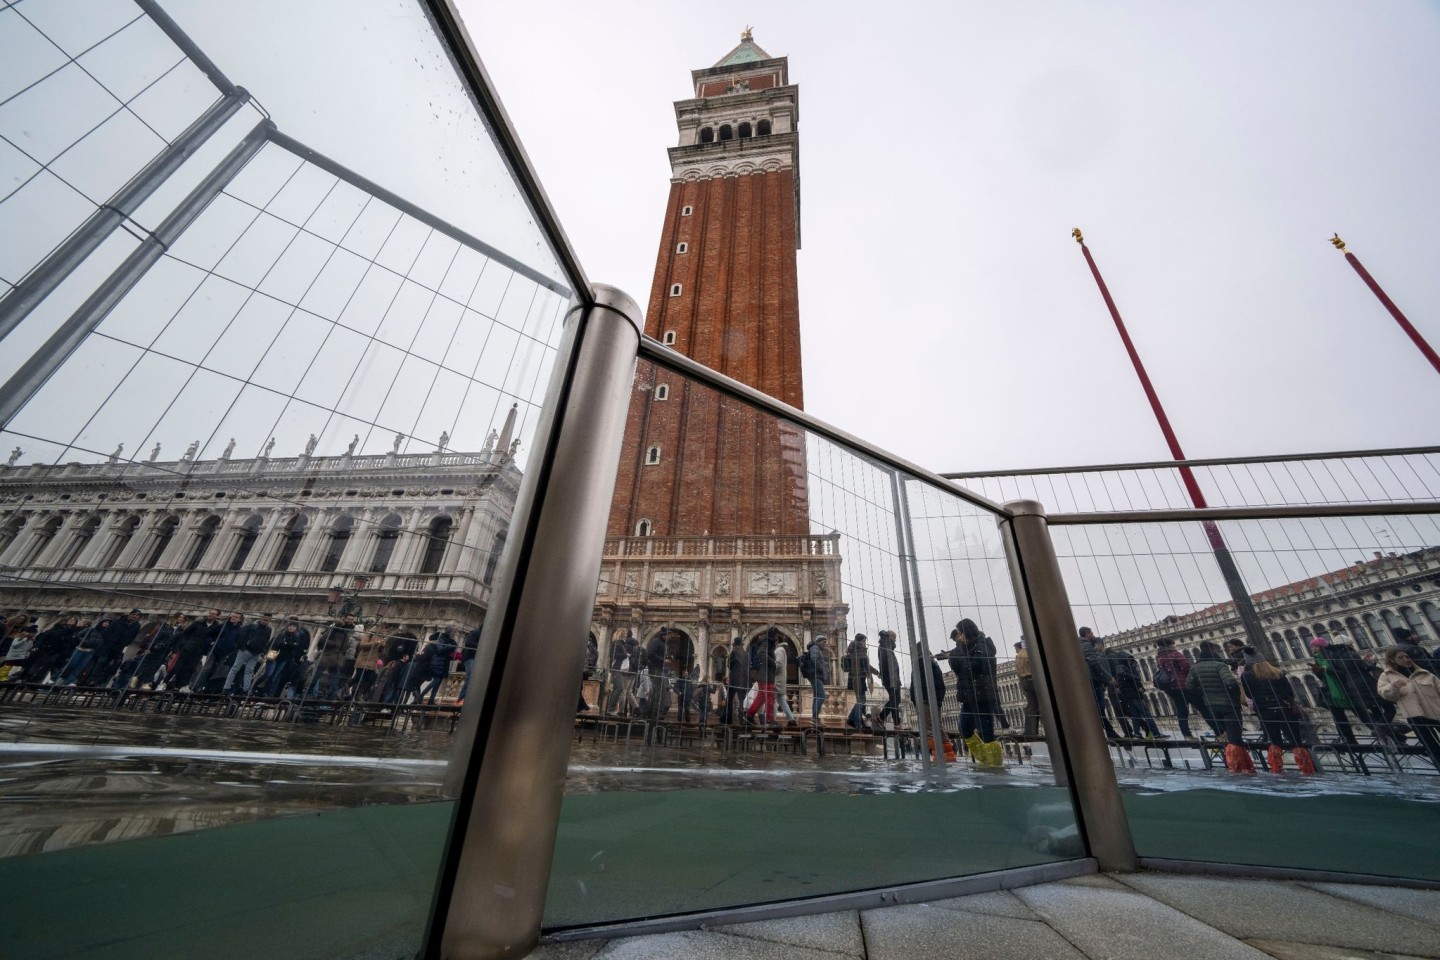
left=1153, top=663, right=1176, bottom=691
left=799, top=650, right=814, bottom=680
left=841, top=654, right=855, bottom=676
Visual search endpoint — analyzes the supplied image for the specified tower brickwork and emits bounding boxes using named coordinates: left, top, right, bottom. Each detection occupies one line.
left=608, top=36, right=808, bottom=539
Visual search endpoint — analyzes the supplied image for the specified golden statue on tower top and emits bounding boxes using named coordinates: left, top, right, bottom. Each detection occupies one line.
left=741, top=26, right=753, bottom=41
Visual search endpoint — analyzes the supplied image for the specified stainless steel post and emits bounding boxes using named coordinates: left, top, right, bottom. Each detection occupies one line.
left=893, top=470, right=946, bottom=769
left=433, top=285, right=642, bottom=959
left=0, top=87, right=250, bottom=345
left=999, top=499, right=1137, bottom=872
left=885, top=466, right=935, bottom=773
left=0, top=120, right=273, bottom=430
left=998, top=517, right=1069, bottom=789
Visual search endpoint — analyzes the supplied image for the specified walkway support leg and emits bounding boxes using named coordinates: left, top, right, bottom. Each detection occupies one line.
left=1000, top=499, right=1138, bottom=872
left=432, top=285, right=642, bottom=959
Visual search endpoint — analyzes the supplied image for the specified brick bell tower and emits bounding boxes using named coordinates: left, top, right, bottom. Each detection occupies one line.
left=608, top=30, right=807, bottom=539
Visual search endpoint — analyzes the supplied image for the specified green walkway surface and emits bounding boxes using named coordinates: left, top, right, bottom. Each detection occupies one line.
left=545, top=785, right=1076, bottom=928
left=1125, top=788, right=1440, bottom=881
left=4, top=785, right=1436, bottom=959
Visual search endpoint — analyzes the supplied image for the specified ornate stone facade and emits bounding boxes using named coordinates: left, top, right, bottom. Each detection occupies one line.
left=0, top=447, right=520, bottom=640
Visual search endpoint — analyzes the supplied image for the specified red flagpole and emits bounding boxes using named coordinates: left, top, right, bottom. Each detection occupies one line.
left=1071, top=228, right=1272, bottom=659
left=1331, top=234, right=1440, bottom=376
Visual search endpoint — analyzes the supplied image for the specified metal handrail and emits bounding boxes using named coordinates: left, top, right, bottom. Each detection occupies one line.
left=1046, top=501, right=1440, bottom=525
left=635, top=339, right=1012, bottom=517
left=943, top=444, right=1440, bottom=479
left=422, top=0, right=593, bottom=306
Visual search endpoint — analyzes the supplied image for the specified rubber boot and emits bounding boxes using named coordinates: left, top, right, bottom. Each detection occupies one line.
left=927, top=737, right=937, bottom=761
left=964, top=732, right=984, bottom=761
left=982, top=739, right=1004, bottom=768
left=1294, top=746, right=1317, bottom=775
left=942, top=738, right=958, bottom=762
left=1225, top=742, right=1256, bottom=774
left=1266, top=744, right=1284, bottom=774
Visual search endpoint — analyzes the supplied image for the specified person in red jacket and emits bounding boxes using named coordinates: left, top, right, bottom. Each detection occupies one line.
left=1155, top=637, right=1217, bottom=739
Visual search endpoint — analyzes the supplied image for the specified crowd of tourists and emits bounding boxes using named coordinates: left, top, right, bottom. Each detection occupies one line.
left=0, top=608, right=482, bottom=706
left=589, top=619, right=1015, bottom=766
left=1079, top=624, right=1440, bottom=774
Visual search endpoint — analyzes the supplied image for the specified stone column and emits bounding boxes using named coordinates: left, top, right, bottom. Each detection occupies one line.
left=243, top=508, right=288, bottom=572
left=440, top=506, right=476, bottom=576
left=388, top=508, right=428, bottom=575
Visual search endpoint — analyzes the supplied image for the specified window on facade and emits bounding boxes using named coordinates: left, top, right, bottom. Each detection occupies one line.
left=757, top=119, right=772, bottom=136
left=669, top=283, right=682, bottom=296
left=681, top=205, right=693, bottom=216
left=636, top=519, right=652, bottom=537
left=1346, top=618, right=1367, bottom=649
left=645, top=445, right=661, bottom=465
left=227, top=515, right=263, bottom=571
left=369, top=514, right=402, bottom=573
left=738, top=121, right=752, bottom=138
left=1401, top=606, right=1429, bottom=640
left=56, top=515, right=101, bottom=568
left=320, top=517, right=353, bottom=573
left=662, top=331, right=676, bottom=345
left=676, top=242, right=687, bottom=254
left=101, top=516, right=140, bottom=568
left=274, top=514, right=307, bottom=571
left=718, top=124, right=733, bottom=141
left=419, top=516, right=453, bottom=574
left=185, top=516, right=221, bottom=570
left=1361, top=613, right=1384, bottom=649
left=144, top=516, right=178, bottom=569
left=483, top=530, right=506, bottom=585
left=654, top=384, right=669, bottom=400
left=698, top=127, right=714, bottom=144
left=1422, top=602, right=1440, bottom=639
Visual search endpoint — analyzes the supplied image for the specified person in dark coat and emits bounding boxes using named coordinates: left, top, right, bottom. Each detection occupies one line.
left=644, top=628, right=672, bottom=721
left=307, top=615, right=356, bottom=700
left=844, top=633, right=876, bottom=721
left=375, top=630, right=419, bottom=704
left=1186, top=640, right=1254, bottom=773
left=224, top=613, right=273, bottom=694
left=1311, top=635, right=1395, bottom=744
left=24, top=615, right=78, bottom=683
left=1241, top=652, right=1315, bottom=774
left=131, top=614, right=183, bottom=689
left=1079, top=627, right=1121, bottom=739
left=166, top=611, right=219, bottom=690
left=604, top=630, right=640, bottom=716
left=457, top=622, right=483, bottom=702
left=89, top=609, right=141, bottom=686
left=56, top=617, right=111, bottom=685
left=725, top=635, right=749, bottom=725
left=197, top=612, right=245, bottom=694
left=262, top=620, right=310, bottom=697
left=876, top=631, right=903, bottom=726
left=1106, top=644, right=1163, bottom=738
left=418, top=627, right=458, bottom=704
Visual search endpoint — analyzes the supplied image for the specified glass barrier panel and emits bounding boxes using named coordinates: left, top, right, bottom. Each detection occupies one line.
left=0, top=2, right=578, bottom=958
left=1046, top=512, right=1440, bottom=881
left=545, top=359, right=1081, bottom=930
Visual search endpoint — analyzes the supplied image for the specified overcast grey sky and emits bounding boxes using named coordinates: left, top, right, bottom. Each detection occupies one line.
left=466, top=1, right=1440, bottom=475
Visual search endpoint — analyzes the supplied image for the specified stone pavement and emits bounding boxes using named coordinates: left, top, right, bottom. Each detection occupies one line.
left=531, top=872, right=1440, bottom=959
